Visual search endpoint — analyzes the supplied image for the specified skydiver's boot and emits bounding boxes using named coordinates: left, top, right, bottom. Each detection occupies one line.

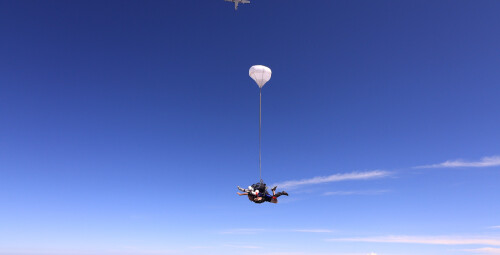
left=271, top=186, right=277, bottom=192
left=281, top=191, right=289, bottom=196
left=237, top=186, right=246, bottom=192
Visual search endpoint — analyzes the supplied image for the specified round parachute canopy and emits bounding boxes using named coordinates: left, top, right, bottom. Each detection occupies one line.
left=249, top=65, right=272, bottom=88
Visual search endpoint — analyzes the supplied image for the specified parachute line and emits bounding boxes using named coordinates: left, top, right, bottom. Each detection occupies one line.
left=259, top=87, right=262, bottom=182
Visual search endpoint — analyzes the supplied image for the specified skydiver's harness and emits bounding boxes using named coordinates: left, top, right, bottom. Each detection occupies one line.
left=251, top=181, right=267, bottom=195
left=251, top=181, right=277, bottom=201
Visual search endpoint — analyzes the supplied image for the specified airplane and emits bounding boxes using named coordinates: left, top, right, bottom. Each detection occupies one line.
left=225, top=0, right=250, bottom=10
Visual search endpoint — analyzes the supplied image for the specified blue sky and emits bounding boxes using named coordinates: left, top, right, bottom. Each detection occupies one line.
left=1, top=1, right=500, bottom=255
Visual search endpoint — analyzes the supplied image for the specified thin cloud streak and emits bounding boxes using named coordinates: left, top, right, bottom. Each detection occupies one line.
left=273, top=170, right=390, bottom=189
left=490, top=226, right=500, bottom=229
left=416, top=156, right=500, bottom=168
left=323, top=190, right=390, bottom=196
left=328, top=235, right=500, bottom=246
left=463, top=247, right=500, bottom=254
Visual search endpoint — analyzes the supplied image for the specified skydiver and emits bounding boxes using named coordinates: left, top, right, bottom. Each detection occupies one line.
left=237, top=185, right=288, bottom=204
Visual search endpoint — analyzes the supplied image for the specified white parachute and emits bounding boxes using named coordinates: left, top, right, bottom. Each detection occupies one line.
left=249, top=65, right=272, bottom=88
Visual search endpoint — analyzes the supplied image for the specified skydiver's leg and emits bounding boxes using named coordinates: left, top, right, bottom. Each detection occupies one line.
left=273, top=191, right=289, bottom=197
left=238, top=186, right=251, bottom=192
left=271, top=186, right=277, bottom=196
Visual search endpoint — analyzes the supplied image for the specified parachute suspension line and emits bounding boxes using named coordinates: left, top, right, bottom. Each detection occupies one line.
left=259, top=87, right=262, bottom=183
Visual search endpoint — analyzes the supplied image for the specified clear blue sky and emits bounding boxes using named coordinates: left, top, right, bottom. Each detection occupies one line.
left=1, top=1, right=500, bottom=255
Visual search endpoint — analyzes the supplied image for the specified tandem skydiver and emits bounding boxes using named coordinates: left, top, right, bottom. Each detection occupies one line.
left=237, top=183, right=288, bottom=204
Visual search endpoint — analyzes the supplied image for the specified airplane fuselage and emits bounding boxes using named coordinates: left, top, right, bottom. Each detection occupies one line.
left=225, top=0, right=250, bottom=10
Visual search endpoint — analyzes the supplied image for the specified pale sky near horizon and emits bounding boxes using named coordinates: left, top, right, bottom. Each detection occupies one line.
left=1, top=1, right=500, bottom=255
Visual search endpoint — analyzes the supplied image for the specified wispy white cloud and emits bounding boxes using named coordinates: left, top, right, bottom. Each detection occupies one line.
left=463, top=247, right=500, bottom=254
left=272, top=170, right=390, bottom=189
left=489, top=226, right=500, bottom=229
left=415, top=156, right=500, bottom=169
left=323, top=190, right=389, bottom=196
left=327, top=235, right=500, bottom=246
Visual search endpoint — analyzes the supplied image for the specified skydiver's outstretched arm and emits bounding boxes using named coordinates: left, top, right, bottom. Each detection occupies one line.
left=237, top=192, right=249, bottom=196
